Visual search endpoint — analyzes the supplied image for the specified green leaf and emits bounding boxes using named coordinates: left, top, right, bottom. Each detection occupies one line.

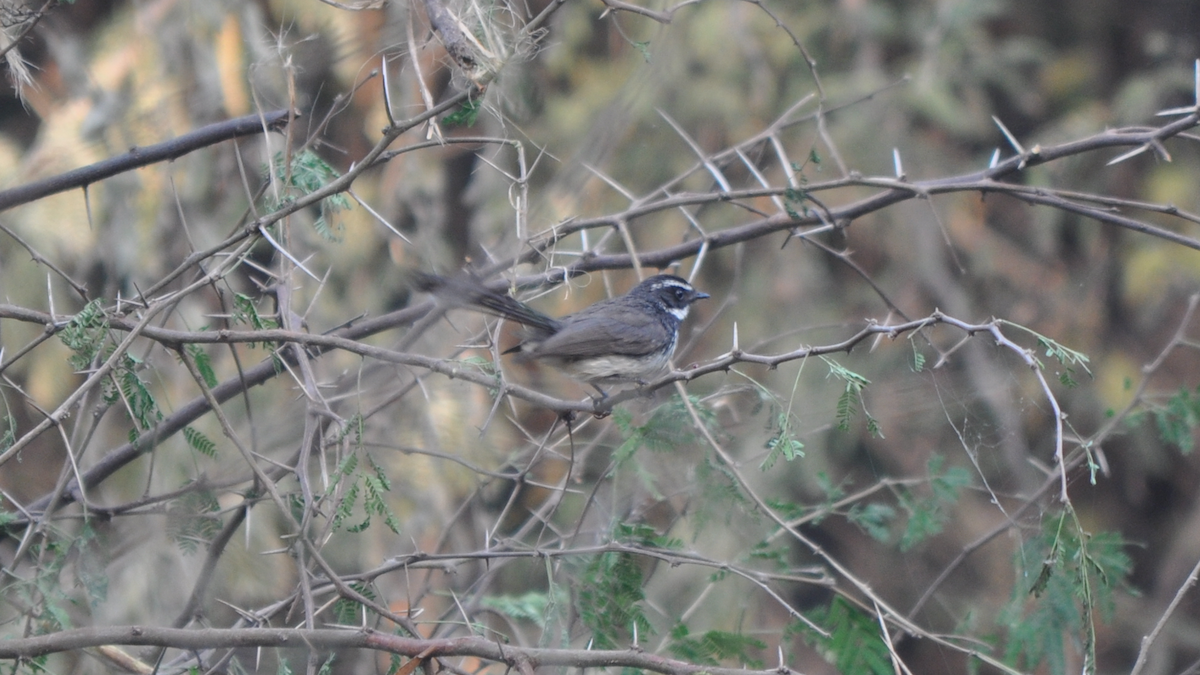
left=335, top=451, right=360, bottom=479
left=330, top=452, right=401, bottom=535
left=794, top=596, right=893, bottom=675
left=762, top=411, right=805, bottom=470
left=999, top=321, right=1092, bottom=385
left=1036, top=336, right=1091, bottom=375
left=443, top=99, right=483, bottom=128
left=336, top=481, right=361, bottom=531
left=815, top=471, right=846, bottom=501
left=784, top=186, right=810, bottom=220
left=105, top=356, right=164, bottom=441
left=747, top=541, right=791, bottom=570
left=264, top=149, right=351, bottom=240
left=898, top=497, right=945, bottom=551
left=1000, top=512, right=1132, bottom=675
left=765, top=497, right=808, bottom=522
left=72, top=524, right=109, bottom=606
left=0, top=411, right=16, bottom=456
left=1153, top=385, right=1200, bottom=453
left=896, top=455, right=971, bottom=550
left=631, top=40, right=652, bottom=63
left=848, top=503, right=896, bottom=543
left=822, top=357, right=880, bottom=435
left=2, top=524, right=109, bottom=637
left=332, top=583, right=375, bottom=625
left=835, top=387, right=857, bottom=431
left=692, top=454, right=752, bottom=535
left=59, top=299, right=109, bottom=370
left=614, top=394, right=715, bottom=462
left=667, top=625, right=766, bottom=667
left=338, top=413, right=366, bottom=445
left=182, top=426, right=217, bottom=458
left=166, top=489, right=223, bottom=555
left=910, top=342, right=926, bottom=372
left=21, top=655, right=50, bottom=675
left=866, top=416, right=883, bottom=438
left=575, top=539, right=652, bottom=649
left=929, top=455, right=972, bottom=501
left=232, top=293, right=278, bottom=350
left=364, top=454, right=402, bottom=535
left=616, top=521, right=682, bottom=550
left=187, top=344, right=218, bottom=387
left=481, top=592, right=551, bottom=627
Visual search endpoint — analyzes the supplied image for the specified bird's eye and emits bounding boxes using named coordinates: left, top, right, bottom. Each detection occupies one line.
left=674, top=288, right=685, bottom=300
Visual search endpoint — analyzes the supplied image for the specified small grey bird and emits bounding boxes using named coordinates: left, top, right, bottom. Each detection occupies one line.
left=415, top=273, right=709, bottom=395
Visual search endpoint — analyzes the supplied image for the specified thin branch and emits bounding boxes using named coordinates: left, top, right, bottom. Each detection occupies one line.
left=0, top=625, right=776, bottom=675
left=1131, top=554, right=1200, bottom=675
left=0, top=110, right=294, bottom=212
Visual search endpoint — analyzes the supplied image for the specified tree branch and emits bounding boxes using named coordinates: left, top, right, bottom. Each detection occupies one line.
left=0, top=625, right=779, bottom=675
left=0, top=110, right=294, bottom=212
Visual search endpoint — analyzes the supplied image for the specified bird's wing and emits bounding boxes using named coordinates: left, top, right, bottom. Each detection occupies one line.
left=530, top=309, right=669, bottom=359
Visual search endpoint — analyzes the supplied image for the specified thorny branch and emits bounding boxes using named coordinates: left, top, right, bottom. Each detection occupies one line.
left=0, top=97, right=1189, bottom=512
left=0, top=625, right=762, bottom=675
left=0, top=309, right=1088, bottom=537
left=2, top=4, right=1200, bottom=674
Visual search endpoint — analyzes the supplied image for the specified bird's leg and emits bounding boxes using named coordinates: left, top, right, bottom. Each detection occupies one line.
left=632, top=379, right=656, bottom=398
left=588, top=384, right=614, bottom=418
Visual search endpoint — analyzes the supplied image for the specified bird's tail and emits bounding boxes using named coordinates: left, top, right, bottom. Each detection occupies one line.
left=412, top=272, right=559, bottom=335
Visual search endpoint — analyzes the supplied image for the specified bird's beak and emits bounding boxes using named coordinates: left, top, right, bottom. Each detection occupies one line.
left=696, top=291, right=711, bottom=300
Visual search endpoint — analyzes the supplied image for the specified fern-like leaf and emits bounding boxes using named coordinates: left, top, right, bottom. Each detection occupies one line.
left=182, top=426, right=217, bottom=457
left=794, top=596, right=893, bottom=675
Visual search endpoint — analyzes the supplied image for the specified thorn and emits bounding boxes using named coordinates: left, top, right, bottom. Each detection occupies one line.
left=988, top=148, right=1000, bottom=169
left=1151, top=139, right=1173, bottom=162
left=132, top=281, right=149, bottom=308
left=45, top=273, right=58, bottom=321
left=1155, top=105, right=1197, bottom=117
left=892, top=147, right=904, bottom=179
left=992, top=116, right=1026, bottom=156
left=732, top=321, right=740, bottom=352
left=1106, top=144, right=1150, bottom=166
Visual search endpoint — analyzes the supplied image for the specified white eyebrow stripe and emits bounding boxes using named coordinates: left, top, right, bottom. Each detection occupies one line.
left=650, top=280, right=692, bottom=292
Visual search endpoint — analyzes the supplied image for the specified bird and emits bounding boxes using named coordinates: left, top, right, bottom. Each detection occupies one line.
left=415, top=272, right=710, bottom=396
